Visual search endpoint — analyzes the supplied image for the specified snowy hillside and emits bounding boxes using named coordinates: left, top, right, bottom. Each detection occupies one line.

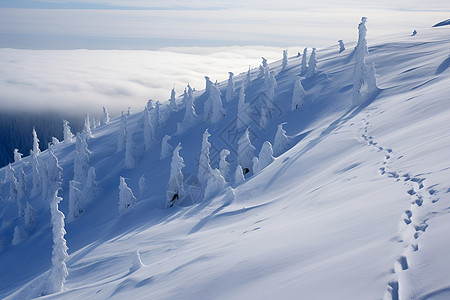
left=1, top=22, right=449, bottom=300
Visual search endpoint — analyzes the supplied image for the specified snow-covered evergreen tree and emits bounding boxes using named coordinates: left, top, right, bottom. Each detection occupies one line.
left=237, top=82, right=250, bottom=131
left=138, top=175, right=145, bottom=198
left=219, top=149, right=231, bottom=182
left=260, top=105, right=269, bottom=129
left=31, top=150, right=41, bottom=196
left=203, top=84, right=225, bottom=123
left=24, top=201, right=35, bottom=229
left=125, top=123, right=136, bottom=169
left=234, top=165, right=245, bottom=184
left=160, top=135, right=173, bottom=159
left=127, top=107, right=132, bottom=116
left=353, top=17, right=371, bottom=106
left=181, top=87, right=188, bottom=106
left=257, top=141, right=275, bottom=171
left=226, top=72, right=235, bottom=102
left=258, top=64, right=265, bottom=78
left=282, top=49, right=288, bottom=69
left=301, top=48, right=308, bottom=74
left=52, top=137, right=60, bottom=145
left=62, top=120, right=73, bottom=144
left=198, top=129, right=212, bottom=186
left=306, top=48, right=317, bottom=78
left=152, top=101, right=161, bottom=137
left=166, top=143, right=185, bottom=208
left=338, top=40, right=345, bottom=53
left=74, top=134, right=90, bottom=185
left=245, top=66, right=251, bottom=89
left=82, top=167, right=97, bottom=202
left=264, top=67, right=277, bottom=102
left=291, top=76, right=306, bottom=110
left=252, top=157, right=260, bottom=174
left=273, top=123, right=290, bottom=157
left=32, top=127, right=41, bottom=156
left=204, top=76, right=213, bottom=94
left=13, top=149, right=23, bottom=162
left=204, top=168, right=227, bottom=200
left=237, top=128, right=256, bottom=174
left=101, top=106, right=110, bottom=125
left=42, top=147, right=63, bottom=201
left=118, top=177, right=136, bottom=215
left=261, top=57, right=268, bottom=67
left=144, top=106, right=154, bottom=151
left=17, top=165, right=27, bottom=200
left=169, top=86, right=177, bottom=110
left=47, top=189, right=69, bottom=294
left=68, top=180, right=82, bottom=222
left=117, top=111, right=127, bottom=152
left=83, top=113, right=93, bottom=139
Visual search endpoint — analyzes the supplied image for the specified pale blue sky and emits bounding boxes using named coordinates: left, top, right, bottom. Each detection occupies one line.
left=0, top=0, right=448, bottom=49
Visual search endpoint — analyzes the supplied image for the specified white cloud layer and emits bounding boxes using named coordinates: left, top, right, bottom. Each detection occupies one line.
left=0, top=47, right=294, bottom=114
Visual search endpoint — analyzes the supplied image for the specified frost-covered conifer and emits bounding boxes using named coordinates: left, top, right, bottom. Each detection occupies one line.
left=83, top=113, right=93, bottom=139
left=260, top=105, right=269, bottom=129
left=237, top=82, right=250, bottom=131
left=17, top=165, right=27, bottom=200
left=177, top=85, right=198, bottom=134
left=118, top=177, right=136, bottom=215
left=31, top=150, right=41, bottom=196
left=301, top=48, right=308, bottom=74
left=117, top=111, right=127, bottom=152
left=42, top=147, right=63, bottom=201
left=138, top=175, right=145, bottom=198
left=125, top=123, right=136, bottom=169
left=74, top=134, right=90, bottom=184
left=264, top=67, right=277, bottom=102
left=52, top=137, right=60, bottom=145
left=203, top=84, right=225, bottom=123
left=258, top=65, right=265, bottom=78
left=130, top=249, right=145, bottom=272
left=82, top=167, right=96, bottom=202
left=63, top=120, right=74, bottom=144
left=306, top=48, right=317, bottom=78
left=32, top=127, right=41, bottom=156
left=282, top=49, right=288, bottom=69
left=13, top=149, right=23, bottom=162
left=204, top=168, right=227, bottom=199
left=144, top=106, right=154, bottom=151
left=24, top=201, right=35, bottom=229
left=146, top=99, right=154, bottom=110
left=261, top=57, right=268, bottom=67
left=198, top=129, right=212, bottom=186
left=237, top=128, right=256, bottom=174
left=245, top=66, right=251, bottom=89
left=273, top=123, right=290, bottom=156
left=204, top=76, right=213, bottom=93
left=219, top=149, right=230, bottom=181
left=152, top=101, right=161, bottom=137
left=47, top=189, right=69, bottom=294
left=234, top=165, right=245, bottom=184
left=101, top=107, right=110, bottom=125
left=170, top=86, right=177, bottom=110
left=166, top=143, right=185, bottom=208
left=127, top=107, right=132, bottom=116
left=352, top=17, right=378, bottom=106
left=226, top=72, right=235, bottom=102
left=68, top=180, right=82, bottom=222
left=252, top=157, right=260, bottom=174
left=291, top=76, right=306, bottom=110
left=181, top=87, right=188, bottom=106
left=338, top=40, right=345, bottom=53
left=6, top=165, right=23, bottom=217
left=257, top=141, right=275, bottom=171
left=160, top=135, right=173, bottom=159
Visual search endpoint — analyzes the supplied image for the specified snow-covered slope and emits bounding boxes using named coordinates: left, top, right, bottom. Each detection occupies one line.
left=1, top=26, right=449, bottom=300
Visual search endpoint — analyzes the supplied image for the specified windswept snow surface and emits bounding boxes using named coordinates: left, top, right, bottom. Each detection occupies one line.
left=1, top=27, right=450, bottom=300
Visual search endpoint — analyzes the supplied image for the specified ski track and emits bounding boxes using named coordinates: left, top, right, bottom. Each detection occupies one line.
left=359, top=111, right=442, bottom=300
